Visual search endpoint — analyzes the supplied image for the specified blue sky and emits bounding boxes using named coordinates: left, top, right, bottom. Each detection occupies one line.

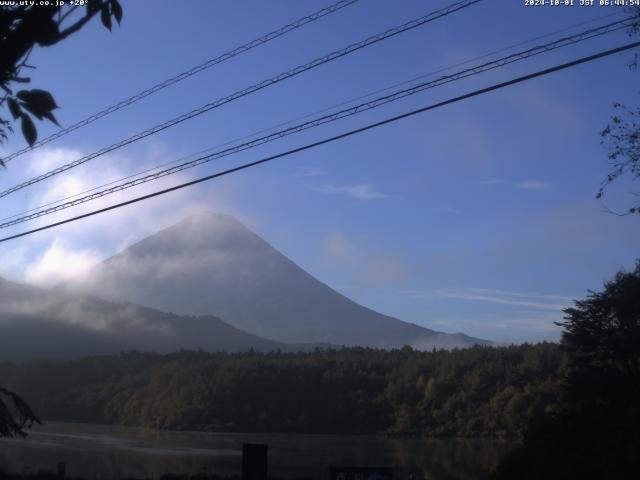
left=1, top=0, right=639, bottom=343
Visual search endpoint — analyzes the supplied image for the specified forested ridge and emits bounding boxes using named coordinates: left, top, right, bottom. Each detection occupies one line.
left=0, top=343, right=564, bottom=437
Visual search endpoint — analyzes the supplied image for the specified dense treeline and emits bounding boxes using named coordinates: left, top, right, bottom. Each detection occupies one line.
left=0, top=343, right=564, bottom=437
left=491, top=262, right=640, bottom=479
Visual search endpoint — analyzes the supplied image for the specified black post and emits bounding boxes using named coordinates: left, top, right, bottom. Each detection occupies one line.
left=57, top=462, right=66, bottom=478
left=242, top=443, right=268, bottom=480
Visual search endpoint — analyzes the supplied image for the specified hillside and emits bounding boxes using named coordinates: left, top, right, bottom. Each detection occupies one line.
left=0, top=276, right=287, bottom=361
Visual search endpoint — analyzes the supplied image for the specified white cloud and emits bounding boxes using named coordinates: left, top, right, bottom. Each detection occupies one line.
left=24, top=239, right=103, bottom=286
left=429, top=311, right=563, bottom=341
left=481, top=179, right=552, bottom=190
left=404, top=287, right=575, bottom=311
left=26, top=147, right=85, bottom=175
left=318, top=184, right=387, bottom=200
left=38, top=172, right=91, bottom=204
left=0, top=144, right=245, bottom=284
left=0, top=244, right=29, bottom=279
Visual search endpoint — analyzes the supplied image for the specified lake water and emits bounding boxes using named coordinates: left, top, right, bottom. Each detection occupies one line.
left=0, top=422, right=513, bottom=479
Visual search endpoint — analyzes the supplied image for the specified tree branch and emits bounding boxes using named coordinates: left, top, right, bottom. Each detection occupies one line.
left=55, top=3, right=104, bottom=43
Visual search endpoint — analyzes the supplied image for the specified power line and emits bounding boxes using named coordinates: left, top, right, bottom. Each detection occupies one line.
left=0, top=15, right=632, bottom=228
left=2, top=40, right=638, bottom=244
left=0, top=10, right=625, bottom=226
left=1, top=0, right=362, bottom=164
left=0, top=16, right=632, bottom=230
left=0, top=0, right=482, bottom=200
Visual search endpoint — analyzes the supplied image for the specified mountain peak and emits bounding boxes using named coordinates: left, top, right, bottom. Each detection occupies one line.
left=111, top=212, right=261, bottom=261
left=178, top=211, right=245, bottom=229
left=158, top=211, right=251, bottom=241
left=69, top=214, right=492, bottom=349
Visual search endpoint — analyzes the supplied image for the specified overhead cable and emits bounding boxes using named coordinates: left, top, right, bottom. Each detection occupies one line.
left=2, top=40, right=637, bottom=243
left=0, top=16, right=632, bottom=229
left=1, top=0, right=362, bottom=164
left=0, top=0, right=482, bottom=199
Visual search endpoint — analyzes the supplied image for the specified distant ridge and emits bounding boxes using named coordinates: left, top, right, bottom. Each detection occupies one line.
left=66, top=212, right=491, bottom=349
left=0, top=276, right=287, bottom=361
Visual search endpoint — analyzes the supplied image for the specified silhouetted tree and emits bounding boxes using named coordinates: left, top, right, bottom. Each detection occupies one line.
left=0, top=0, right=122, bottom=162
left=598, top=6, right=640, bottom=214
left=0, top=386, right=40, bottom=438
left=492, top=261, right=640, bottom=480
left=560, top=261, right=640, bottom=403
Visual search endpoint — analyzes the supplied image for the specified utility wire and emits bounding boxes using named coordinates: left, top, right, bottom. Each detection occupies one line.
left=0, top=16, right=632, bottom=229
left=0, top=0, right=482, bottom=199
left=1, top=40, right=638, bottom=244
left=1, top=0, right=362, bottom=164
left=0, top=10, right=624, bottom=225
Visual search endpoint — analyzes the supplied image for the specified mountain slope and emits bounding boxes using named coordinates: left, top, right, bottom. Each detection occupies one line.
left=0, top=276, right=286, bottom=361
left=67, top=212, right=490, bottom=349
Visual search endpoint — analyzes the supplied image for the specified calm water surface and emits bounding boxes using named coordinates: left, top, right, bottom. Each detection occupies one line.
left=0, top=422, right=514, bottom=479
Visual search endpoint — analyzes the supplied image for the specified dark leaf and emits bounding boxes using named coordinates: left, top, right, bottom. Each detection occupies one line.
left=20, top=113, right=37, bottom=146
left=7, top=97, right=21, bottom=119
left=34, top=18, right=60, bottom=46
left=20, top=102, right=44, bottom=120
left=101, top=5, right=112, bottom=30
left=43, top=111, right=60, bottom=127
left=110, top=0, right=123, bottom=24
left=16, top=89, right=58, bottom=112
left=87, top=0, right=102, bottom=13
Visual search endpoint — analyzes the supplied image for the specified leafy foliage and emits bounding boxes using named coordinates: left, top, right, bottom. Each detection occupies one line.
left=627, top=6, right=640, bottom=71
left=599, top=102, right=640, bottom=214
left=0, top=386, right=41, bottom=438
left=598, top=6, right=640, bottom=213
left=0, top=344, right=565, bottom=437
left=560, top=261, right=640, bottom=402
left=0, top=0, right=123, bottom=163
